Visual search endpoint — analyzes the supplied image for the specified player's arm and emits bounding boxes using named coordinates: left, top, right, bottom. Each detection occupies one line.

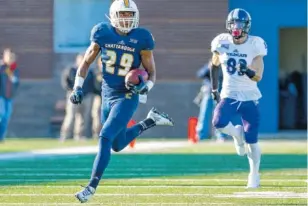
left=238, top=55, right=264, bottom=82
left=130, top=30, right=156, bottom=94
left=210, top=52, right=221, bottom=90
left=209, top=52, right=221, bottom=103
left=141, top=50, right=155, bottom=90
left=74, top=42, right=100, bottom=88
left=240, top=37, right=267, bottom=82
left=249, top=55, right=264, bottom=82
left=70, top=42, right=100, bottom=104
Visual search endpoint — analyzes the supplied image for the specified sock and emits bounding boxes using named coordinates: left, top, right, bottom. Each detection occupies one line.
left=89, top=137, right=112, bottom=189
left=139, top=118, right=156, bottom=132
left=247, top=143, right=261, bottom=175
left=218, top=122, right=238, bottom=137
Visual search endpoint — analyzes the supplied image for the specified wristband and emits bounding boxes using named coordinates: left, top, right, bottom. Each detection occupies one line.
left=146, top=80, right=154, bottom=91
left=245, top=68, right=256, bottom=79
left=74, top=76, right=85, bottom=89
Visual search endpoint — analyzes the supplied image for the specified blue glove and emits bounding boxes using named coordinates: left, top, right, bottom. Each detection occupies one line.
left=70, top=86, right=84, bottom=104
left=238, top=59, right=247, bottom=76
left=126, top=75, right=149, bottom=95
left=211, top=90, right=221, bottom=104
left=101, top=48, right=110, bottom=63
left=238, top=59, right=256, bottom=78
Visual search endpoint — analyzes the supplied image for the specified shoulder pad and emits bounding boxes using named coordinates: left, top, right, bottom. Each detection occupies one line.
left=90, top=22, right=109, bottom=46
left=251, top=36, right=267, bottom=57
left=211, top=33, right=231, bottom=53
left=135, top=28, right=155, bottom=50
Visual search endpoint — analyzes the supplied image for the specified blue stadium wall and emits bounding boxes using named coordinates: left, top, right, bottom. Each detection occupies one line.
left=229, top=0, right=307, bottom=133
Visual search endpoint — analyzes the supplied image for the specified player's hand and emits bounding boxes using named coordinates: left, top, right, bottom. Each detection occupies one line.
left=211, top=90, right=221, bottom=104
left=126, top=75, right=149, bottom=95
left=101, top=48, right=110, bottom=63
left=238, top=59, right=247, bottom=74
left=70, top=86, right=84, bottom=104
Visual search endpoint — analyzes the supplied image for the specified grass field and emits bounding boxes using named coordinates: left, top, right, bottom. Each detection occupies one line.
left=0, top=138, right=307, bottom=205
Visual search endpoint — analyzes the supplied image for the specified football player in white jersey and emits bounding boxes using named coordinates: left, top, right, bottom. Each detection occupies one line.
left=209, top=8, right=267, bottom=188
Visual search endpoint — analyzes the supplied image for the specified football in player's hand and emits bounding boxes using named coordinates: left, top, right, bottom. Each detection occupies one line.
left=125, top=69, right=149, bottom=85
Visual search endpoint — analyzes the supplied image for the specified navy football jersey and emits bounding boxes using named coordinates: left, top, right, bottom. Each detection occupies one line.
left=90, top=22, right=155, bottom=98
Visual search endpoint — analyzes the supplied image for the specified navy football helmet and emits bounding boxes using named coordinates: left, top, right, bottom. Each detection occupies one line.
left=226, top=8, right=251, bottom=39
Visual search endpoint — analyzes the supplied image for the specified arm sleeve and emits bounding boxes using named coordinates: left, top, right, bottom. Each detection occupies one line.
left=142, top=29, right=155, bottom=50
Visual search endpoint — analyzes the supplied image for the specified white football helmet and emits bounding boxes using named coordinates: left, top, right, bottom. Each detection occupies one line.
left=107, top=0, right=139, bottom=33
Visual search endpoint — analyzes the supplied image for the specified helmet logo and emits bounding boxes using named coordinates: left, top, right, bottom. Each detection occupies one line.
left=124, top=0, right=130, bottom=8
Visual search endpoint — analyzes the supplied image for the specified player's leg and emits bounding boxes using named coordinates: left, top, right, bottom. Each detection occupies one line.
left=239, top=100, right=261, bottom=188
left=75, top=99, right=111, bottom=203
left=212, top=98, right=245, bottom=155
left=111, top=107, right=174, bottom=152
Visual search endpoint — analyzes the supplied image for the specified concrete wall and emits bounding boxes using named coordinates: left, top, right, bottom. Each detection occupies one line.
left=0, top=0, right=53, bottom=78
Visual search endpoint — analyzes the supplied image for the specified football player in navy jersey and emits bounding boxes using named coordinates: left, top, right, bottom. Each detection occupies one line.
left=71, top=0, right=174, bottom=203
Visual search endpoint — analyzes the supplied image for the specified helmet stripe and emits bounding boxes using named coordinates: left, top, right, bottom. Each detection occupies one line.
left=233, top=8, right=239, bottom=18
left=124, top=0, right=130, bottom=7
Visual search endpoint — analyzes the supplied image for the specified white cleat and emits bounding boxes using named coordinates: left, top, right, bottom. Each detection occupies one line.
left=233, top=125, right=246, bottom=156
left=246, top=173, right=260, bottom=189
left=75, top=186, right=95, bottom=203
left=147, top=107, right=174, bottom=126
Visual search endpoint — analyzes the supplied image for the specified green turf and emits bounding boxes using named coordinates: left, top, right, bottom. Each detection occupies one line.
left=0, top=139, right=307, bottom=205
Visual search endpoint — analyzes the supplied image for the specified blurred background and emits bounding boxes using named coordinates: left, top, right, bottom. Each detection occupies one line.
left=0, top=0, right=307, bottom=140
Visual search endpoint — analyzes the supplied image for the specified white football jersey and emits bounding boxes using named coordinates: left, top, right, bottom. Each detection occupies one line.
left=211, top=33, right=267, bottom=101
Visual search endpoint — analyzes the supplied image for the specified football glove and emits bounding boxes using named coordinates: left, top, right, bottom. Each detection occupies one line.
left=238, top=59, right=247, bottom=75
left=211, top=90, right=221, bottom=104
left=126, top=75, right=149, bottom=95
left=70, top=86, right=84, bottom=104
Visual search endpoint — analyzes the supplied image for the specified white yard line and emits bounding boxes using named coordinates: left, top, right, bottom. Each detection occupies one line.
left=0, top=204, right=232, bottom=206
left=0, top=178, right=306, bottom=182
left=0, top=141, right=188, bottom=160
left=1, top=192, right=306, bottom=198
left=0, top=185, right=306, bottom=189
left=215, top=191, right=308, bottom=199
left=0, top=193, right=211, bottom=196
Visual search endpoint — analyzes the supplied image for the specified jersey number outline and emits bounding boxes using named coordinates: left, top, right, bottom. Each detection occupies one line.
left=226, top=58, right=246, bottom=76
left=105, top=50, right=134, bottom=76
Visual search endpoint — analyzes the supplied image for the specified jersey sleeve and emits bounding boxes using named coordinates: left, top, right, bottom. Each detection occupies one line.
left=253, top=36, right=268, bottom=57
left=210, top=33, right=229, bottom=54
left=90, top=23, right=106, bottom=46
left=141, top=29, right=155, bottom=50
left=211, top=35, right=221, bottom=53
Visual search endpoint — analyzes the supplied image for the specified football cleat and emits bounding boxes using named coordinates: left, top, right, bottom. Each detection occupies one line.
left=75, top=185, right=95, bottom=203
left=233, top=125, right=246, bottom=156
left=147, top=107, right=174, bottom=126
left=246, top=173, right=260, bottom=189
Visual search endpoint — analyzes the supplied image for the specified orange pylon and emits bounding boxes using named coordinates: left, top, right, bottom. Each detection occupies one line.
left=188, top=117, right=198, bottom=143
left=127, top=119, right=137, bottom=148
